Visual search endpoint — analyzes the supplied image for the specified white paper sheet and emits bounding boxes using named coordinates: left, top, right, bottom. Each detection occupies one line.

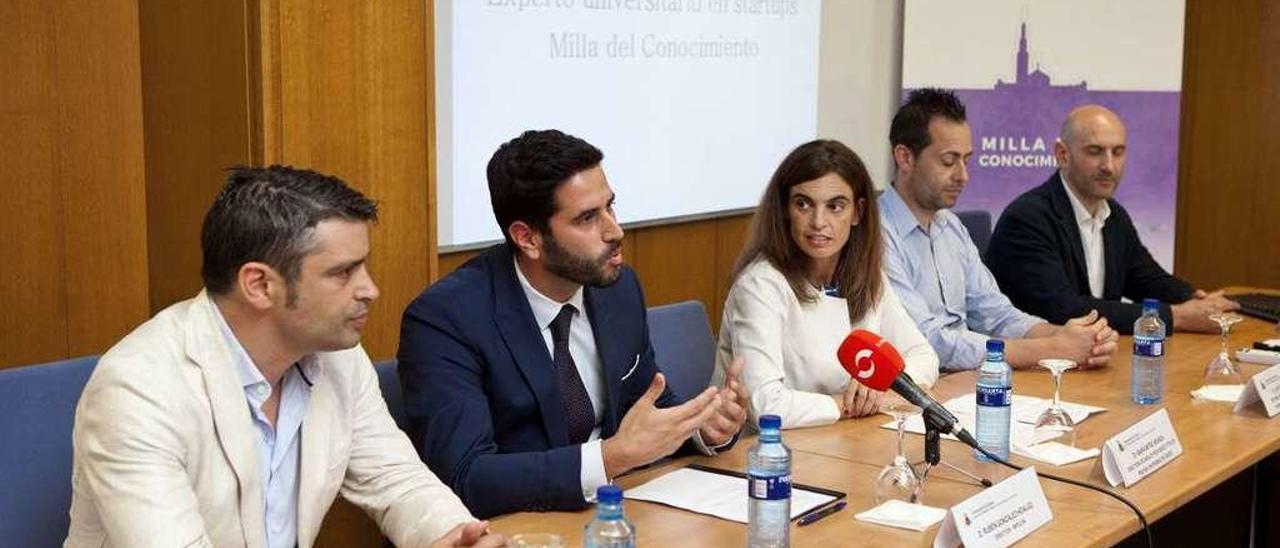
left=855, top=500, right=947, bottom=531
left=1012, top=441, right=1101, bottom=466
left=623, top=467, right=839, bottom=524
left=879, top=394, right=1106, bottom=449
left=1191, top=384, right=1245, bottom=402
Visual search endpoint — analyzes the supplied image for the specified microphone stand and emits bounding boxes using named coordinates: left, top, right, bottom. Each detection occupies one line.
left=912, top=408, right=992, bottom=492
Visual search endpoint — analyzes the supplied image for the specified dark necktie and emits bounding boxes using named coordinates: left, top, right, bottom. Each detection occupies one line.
left=550, top=304, right=596, bottom=444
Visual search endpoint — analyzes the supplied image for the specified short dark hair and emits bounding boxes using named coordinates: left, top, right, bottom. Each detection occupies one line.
left=486, top=129, right=604, bottom=247
left=201, top=165, right=378, bottom=296
left=889, top=88, right=967, bottom=157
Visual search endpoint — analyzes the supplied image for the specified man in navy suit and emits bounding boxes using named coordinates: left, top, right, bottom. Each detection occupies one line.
left=398, top=129, right=749, bottom=518
left=986, top=105, right=1237, bottom=334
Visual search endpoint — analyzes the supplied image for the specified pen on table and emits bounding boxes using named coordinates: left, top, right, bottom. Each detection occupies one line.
left=796, top=500, right=846, bottom=526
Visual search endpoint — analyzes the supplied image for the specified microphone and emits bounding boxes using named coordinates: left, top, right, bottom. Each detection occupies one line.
left=837, top=329, right=978, bottom=448
left=838, top=335, right=1152, bottom=543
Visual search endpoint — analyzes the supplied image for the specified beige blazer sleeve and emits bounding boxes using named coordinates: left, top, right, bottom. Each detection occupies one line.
left=339, top=354, right=474, bottom=545
left=69, top=360, right=215, bottom=548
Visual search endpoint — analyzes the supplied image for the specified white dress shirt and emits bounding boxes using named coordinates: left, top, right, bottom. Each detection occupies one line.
left=513, top=259, right=610, bottom=503
left=1061, top=172, right=1112, bottom=299
left=715, top=258, right=940, bottom=430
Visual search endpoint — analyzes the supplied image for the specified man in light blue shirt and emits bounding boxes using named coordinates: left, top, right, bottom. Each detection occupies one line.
left=65, top=166, right=503, bottom=548
left=880, top=89, right=1118, bottom=371
left=215, top=307, right=313, bottom=548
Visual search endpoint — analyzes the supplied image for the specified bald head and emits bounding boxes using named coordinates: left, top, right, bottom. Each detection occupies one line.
left=1054, top=105, right=1127, bottom=211
left=1059, top=105, right=1126, bottom=147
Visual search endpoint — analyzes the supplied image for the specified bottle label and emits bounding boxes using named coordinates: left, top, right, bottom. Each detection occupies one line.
left=1134, top=338, right=1164, bottom=358
left=975, top=384, right=1011, bottom=407
left=748, top=473, right=791, bottom=500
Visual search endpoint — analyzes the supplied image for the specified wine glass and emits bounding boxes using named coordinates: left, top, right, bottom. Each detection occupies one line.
left=1204, top=313, right=1245, bottom=386
left=1034, top=359, right=1077, bottom=447
left=876, top=403, right=923, bottom=504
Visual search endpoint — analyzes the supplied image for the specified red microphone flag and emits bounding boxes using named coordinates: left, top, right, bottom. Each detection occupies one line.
left=837, top=329, right=907, bottom=391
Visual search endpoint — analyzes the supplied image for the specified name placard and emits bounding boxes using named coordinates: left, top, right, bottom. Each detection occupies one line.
left=1101, top=408, right=1183, bottom=488
left=1234, top=363, right=1280, bottom=417
left=933, top=467, right=1052, bottom=548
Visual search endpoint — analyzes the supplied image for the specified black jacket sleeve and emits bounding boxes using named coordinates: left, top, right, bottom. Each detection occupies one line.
left=987, top=197, right=1159, bottom=335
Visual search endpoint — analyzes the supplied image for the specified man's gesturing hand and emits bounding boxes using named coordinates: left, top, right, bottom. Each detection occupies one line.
left=602, top=373, right=720, bottom=477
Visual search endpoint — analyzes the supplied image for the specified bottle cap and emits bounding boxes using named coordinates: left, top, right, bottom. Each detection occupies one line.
left=1143, top=298, right=1160, bottom=311
left=759, top=414, right=782, bottom=430
left=986, top=339, right=1005, bottom=353
left=596, top=484, right=623, bottom=505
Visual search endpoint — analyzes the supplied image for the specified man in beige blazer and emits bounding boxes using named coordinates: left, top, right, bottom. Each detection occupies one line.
left=65, top=166, right=505, bottom=548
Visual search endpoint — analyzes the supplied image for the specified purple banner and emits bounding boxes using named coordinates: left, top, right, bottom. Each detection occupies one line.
left=905, top=21, right=1180, bottom=268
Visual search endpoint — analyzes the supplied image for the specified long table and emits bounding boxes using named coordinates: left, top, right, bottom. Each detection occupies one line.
left=491, top=315, right=1280, bottom=546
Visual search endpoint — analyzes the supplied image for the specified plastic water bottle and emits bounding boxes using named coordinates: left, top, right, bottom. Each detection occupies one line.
left=974, top=339, right=1012, bottom=462
left=584, top=485, right=635, bottom=548
left=1132, top=298, right=1166, bottom=405
left=748, top=414, right=791, bottom=548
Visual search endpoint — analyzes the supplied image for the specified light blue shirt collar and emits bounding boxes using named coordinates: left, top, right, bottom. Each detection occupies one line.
left=881, top=183, right=951, bottom=238
left=210, top=303, right=318, bottom=394
left=209, top=301, right=313, bottom=548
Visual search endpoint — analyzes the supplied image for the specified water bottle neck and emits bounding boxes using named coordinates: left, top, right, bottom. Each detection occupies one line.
left=984, top=351, right=1005, bottom=364
left=758, top=427, right=781, bottom=443
left=595, top=502, right=624, bottom=521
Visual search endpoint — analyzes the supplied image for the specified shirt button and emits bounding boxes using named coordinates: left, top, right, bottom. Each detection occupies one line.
left=256, top=385, right=268, bottom=397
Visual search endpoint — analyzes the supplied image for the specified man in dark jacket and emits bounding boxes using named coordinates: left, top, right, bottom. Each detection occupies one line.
left=986, top=105, right=1237, bottom=334
left=397, top=130, right=747, bottom=518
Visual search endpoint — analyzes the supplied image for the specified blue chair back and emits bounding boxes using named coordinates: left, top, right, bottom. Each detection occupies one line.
left=374, top=360, right=409, bottom=432
left=0, top=356, right=98, bottom=548
left=646, top=301, right=716, bottom=403
left=956, top=209, right=994, bottom=256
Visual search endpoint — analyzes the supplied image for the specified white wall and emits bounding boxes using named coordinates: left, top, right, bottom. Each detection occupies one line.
left=817, top=0, right=903, bottom=190
left=436, top=0, right=907, bottom=249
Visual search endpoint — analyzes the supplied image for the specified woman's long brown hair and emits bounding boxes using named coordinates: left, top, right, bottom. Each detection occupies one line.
left=731, top=139, right=883, bottom=323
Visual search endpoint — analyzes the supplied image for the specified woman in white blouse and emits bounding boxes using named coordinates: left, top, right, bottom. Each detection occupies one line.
left=715, top=140, right=939, bottom=430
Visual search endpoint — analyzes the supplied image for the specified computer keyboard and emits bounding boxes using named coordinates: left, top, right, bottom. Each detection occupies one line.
left=1228, top=293, right=1280, bottom=323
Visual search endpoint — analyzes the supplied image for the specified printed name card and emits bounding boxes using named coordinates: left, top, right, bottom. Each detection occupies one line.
left=933, top=467, right=1052, bottom=548
left=1101, top=408, right=1183, bottom=488
left=1234, top=363, right=1280, bottom=417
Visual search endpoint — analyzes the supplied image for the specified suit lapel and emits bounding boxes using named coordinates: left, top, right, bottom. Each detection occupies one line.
left=584, top=287, right=623, bottom=437
left=185, top=292, right=266, bottom=548
left=1046, top=175, right=1092, bottom=292
left=296, top=357, right=328, bottom=548
left=491, top=248, right=570, bottom=446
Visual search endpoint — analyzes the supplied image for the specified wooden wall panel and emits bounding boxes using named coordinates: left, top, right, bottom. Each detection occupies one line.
left=0, top=0, right=148, bottom=367
left=0, top=112, right=67, bottom=367
left=0, top=0, right=68, bottom=367
left=1174, top=0, right=1280, bottom=289
left=714, top=214, right=753, bottom=330
left=55, top=0, right=150, bottom=357
left=631, top=222, right=719, bottom=312
left=269, top=0, right=436, bottom=363
left=439, top=247, right=481, bottom=277
left=138, top=0, right=254, bottom=312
